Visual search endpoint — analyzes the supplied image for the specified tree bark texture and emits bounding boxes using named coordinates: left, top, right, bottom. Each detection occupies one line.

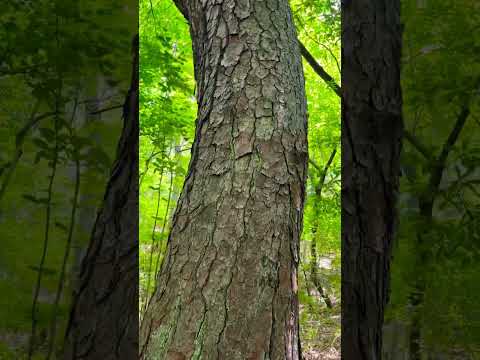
left=342, top=1, right=403, bottom=360
left=62, top=35, right=139, bottom=359
left=139, top=0, right=308, bottom=359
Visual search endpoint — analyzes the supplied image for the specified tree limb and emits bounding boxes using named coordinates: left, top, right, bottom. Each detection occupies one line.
left=89, top=104, right=123, bottom=115
left=308, top=157, right=322, bottom=172
left=428, top=105, right=470, bottom=198
left=403, top=130, right=434, bottom=161
left=316, top=147, right=338, bottom=196
left=298, top=41, right=342, bottom=97
left=0, top=109, right=57, bottom=203
left=299, top=41, right=432, bottom=162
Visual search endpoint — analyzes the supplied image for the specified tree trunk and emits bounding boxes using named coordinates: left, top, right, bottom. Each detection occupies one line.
left=62, top=35, right=139, bottom=359
left=309, top=148, right=336, bottom=309
left=309, top=235, right=332, bottom=309
left=139, top=0, right=308, bottom=358
left=342, top=1, right=403, bottom=359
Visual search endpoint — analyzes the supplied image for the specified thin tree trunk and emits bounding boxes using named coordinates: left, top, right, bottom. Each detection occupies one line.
left=309, top=147, right=337, bottom=309
left=142, top=160, right=166, bottom=317
left=46, top=97, right=81, bottom=360
left=342, top=1, right=403, bottom=359
left=139, top=0, right=308, bottom=358
left=309, top=238, right=332, bottom=309
left=302, top=265, right=312, bottom=298
left=153, top=168, right=174, bottom=285
left=62, top=34, right=139, bottom=360
left=28, top=88, right=62, bottom=360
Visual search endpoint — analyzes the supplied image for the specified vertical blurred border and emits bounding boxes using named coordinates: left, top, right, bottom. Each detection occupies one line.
left=0, top=1, right=138, bottom=358
left=342, top=1, right=480, bottom=359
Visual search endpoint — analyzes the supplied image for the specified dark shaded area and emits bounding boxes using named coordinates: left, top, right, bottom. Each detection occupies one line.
left=341, top=1, right=480, bottom=359
left=383, top=1, right=480, bottom=359
left=341, top=0, right=403, bottom=359
left=0, top=1, right=137, bottom=358
left=63, top=34, right=139, bottom=360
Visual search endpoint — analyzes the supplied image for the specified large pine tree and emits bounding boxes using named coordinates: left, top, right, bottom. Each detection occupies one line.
left=139, top=0, right=308, bottom=358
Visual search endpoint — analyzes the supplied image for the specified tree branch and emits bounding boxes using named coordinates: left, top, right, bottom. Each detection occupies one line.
left=0, top=109, right=58, bottom=203
left=315, top=147, right=337, bottom=197
left=171, top=0, right=189, bottom=20
left=429, top=105, right=470, bottom=195
left=89, top=104, right=123, bottom=115
left=299, top=41, right=433, bottom=162
left=308, top=157, right=322, bottom=172
left=16, top=111, right=58, bottom=146
left=403, top=130, right=434, bottom=161
left=298, top=41, right=342, bottom=97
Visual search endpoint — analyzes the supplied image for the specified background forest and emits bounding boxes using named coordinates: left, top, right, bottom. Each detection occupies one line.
left=138, top=0, right=341, bottom=358
left=384, top=1, right=480, bottom=359
left=0, top=1, right=135, bottom=358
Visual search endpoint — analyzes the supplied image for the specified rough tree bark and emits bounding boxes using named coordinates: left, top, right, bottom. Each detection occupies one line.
left=139, top=0, right=308, bottom=358
left=342, top=1, right=403, bottom=359
left=62, top=35, right=139, bottom=359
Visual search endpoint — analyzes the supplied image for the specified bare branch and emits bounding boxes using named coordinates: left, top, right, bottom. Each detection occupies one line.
left=299, top=41, right=432, bottom=163
left=0, top=109, right=58, bottom=203
left=403, top=130, right=434, bottom=161
left=429, top=105, right=470, bottom=195
left=308, top=157, right=322, bottom=172
left=316, top=147, right=338, bottom=197
left=89, top=104, right=123, bottom=115
left=298, top=41, right=342, bottom=97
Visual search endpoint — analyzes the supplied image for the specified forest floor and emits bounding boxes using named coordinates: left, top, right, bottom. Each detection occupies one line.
left=299, top=253, right=341, bottom=360
left=304, top=348, right=340, bottom=360
left=300, top=303, right=340, bottom=360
